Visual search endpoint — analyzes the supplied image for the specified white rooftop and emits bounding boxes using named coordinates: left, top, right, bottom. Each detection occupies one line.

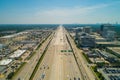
left=0, top=59, right=13, bottom=66
left=10, top=50, right=26, bottom=58
left=0, top=32, right=28, bottom=39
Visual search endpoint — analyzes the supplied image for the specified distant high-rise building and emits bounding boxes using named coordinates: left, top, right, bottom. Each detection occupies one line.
left=100, top=25, right=104, bottom=32
left=83, top=26, right=92, bottom=34
left=100, top=24, right=115, bottom=32
left=116, top=22, right=118, bottom=25
left=100, top=24, right=115, bottom=41
left=75, top=27, right=83, bottom=39
left=106, top=31, right=116, bottom=41
left=79, top=33, right=95, bottom=47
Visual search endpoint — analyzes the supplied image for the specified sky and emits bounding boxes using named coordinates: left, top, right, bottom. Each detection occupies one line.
left=0, top=0, right=120, bottom=24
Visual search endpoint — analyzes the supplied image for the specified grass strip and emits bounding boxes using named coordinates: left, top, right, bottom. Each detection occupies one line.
left=82, top=52, right=92, bottom=63
left=11, top=62, right=26, bottom=80
left=66, top=34, right=85, bottom=80
left=29, top=36, right=53, bottom=80
left=91, top=66, right=105, bottom=80
left=27, top=33, right=51, bottom=60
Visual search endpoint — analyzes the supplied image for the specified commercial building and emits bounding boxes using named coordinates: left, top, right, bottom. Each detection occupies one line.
left=83, top=26, right=92, bottom=34
left=0, top=44, right=6, bottom=49
left=0, top=59, right=13, bottom=66
left=96, top=41, right=120, bottom=47
left=106, top=31, right=116, bottom=41
left=100, top=24, right=115, bottom=41
left=0, top=31, right=28, bottom=43
left=0, top=59, right=13, bottom=75
left=79, top=33, right=95, bottom=47
left=9, top=49, right=26, bottom=59
left=100, top=24, right=115, bottom=32
left=96, top=50, right=120, bottom=63
left=91, top=33, right=107, bottom=42
left=106, top=47, right=120, bottom=58
left=98, top=67, right=120, bottom=80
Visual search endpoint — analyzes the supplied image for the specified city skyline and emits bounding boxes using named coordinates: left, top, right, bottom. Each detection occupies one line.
left=0, top=0, right=120, bottom=24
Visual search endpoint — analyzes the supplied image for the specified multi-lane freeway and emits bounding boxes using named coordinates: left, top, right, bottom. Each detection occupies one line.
left=33, top=26, right=83, bottom=80
left=14, top=25, right=96, bottom=80
left=13, top=32, right=53, bottom=80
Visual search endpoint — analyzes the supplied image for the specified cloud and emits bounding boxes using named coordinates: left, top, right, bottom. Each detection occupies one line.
left=28, top=1, right=120, bottom=24
left=35, top=4, right=109, bottom=17
left=1, top=0, right=120, bottom=24
left=31, top=3, right=110, bottom=24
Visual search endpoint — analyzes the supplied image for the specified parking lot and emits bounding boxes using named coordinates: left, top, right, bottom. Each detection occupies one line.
left=108, top=75, right=120, bottom=80
left=99, top=68, right=120, bottom=80
left=103, top=68, right=120, bottom=74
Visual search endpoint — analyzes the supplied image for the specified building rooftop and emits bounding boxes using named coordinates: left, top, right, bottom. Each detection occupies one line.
left=0, top=44, right=5, bottom=49
left=0, top=66, right=6, bottom=73
left=91, top=33, right=106, bottom=41
left=9, top=50, right=26, bottom=58
left=96, top=41, right=120, bottom=45
left=95, top=58, right=105, bottom=63
left=0, top=59, right=12, bottom=66
left=107, top=47, right=120, bottom=55
left=0, top=32, right=28, bottom=39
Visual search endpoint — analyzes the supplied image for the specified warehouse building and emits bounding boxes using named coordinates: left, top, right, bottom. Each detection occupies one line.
left=9, top=49, right=26, bottom=59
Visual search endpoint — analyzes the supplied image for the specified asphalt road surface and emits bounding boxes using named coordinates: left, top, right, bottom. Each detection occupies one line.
left=66, top=27, right=97, bottom=80
left=13, top=32, right=53, bottom=80
left=33, top=26, right=83, bottom=80
left=14, top=25, right=96, bottom=80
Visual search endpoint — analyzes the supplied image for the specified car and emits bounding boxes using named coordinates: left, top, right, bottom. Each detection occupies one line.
left=74, top=77, right=76, bottom=80
left=78, top=78, right=80, bottom=80
left=44, top=67, right=45, bottom=69
left=41, top=73, right=45, bottom=79
left=18, top=78, right=20, bottom=80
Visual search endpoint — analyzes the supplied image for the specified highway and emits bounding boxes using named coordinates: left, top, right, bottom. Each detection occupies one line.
left=66, top=28, right=97, bottom=80
left=33, top=26, right=83, bottom=80
left=13, top=32, right=53, bottom=80
left=14, top=25, right=96, bottom=80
